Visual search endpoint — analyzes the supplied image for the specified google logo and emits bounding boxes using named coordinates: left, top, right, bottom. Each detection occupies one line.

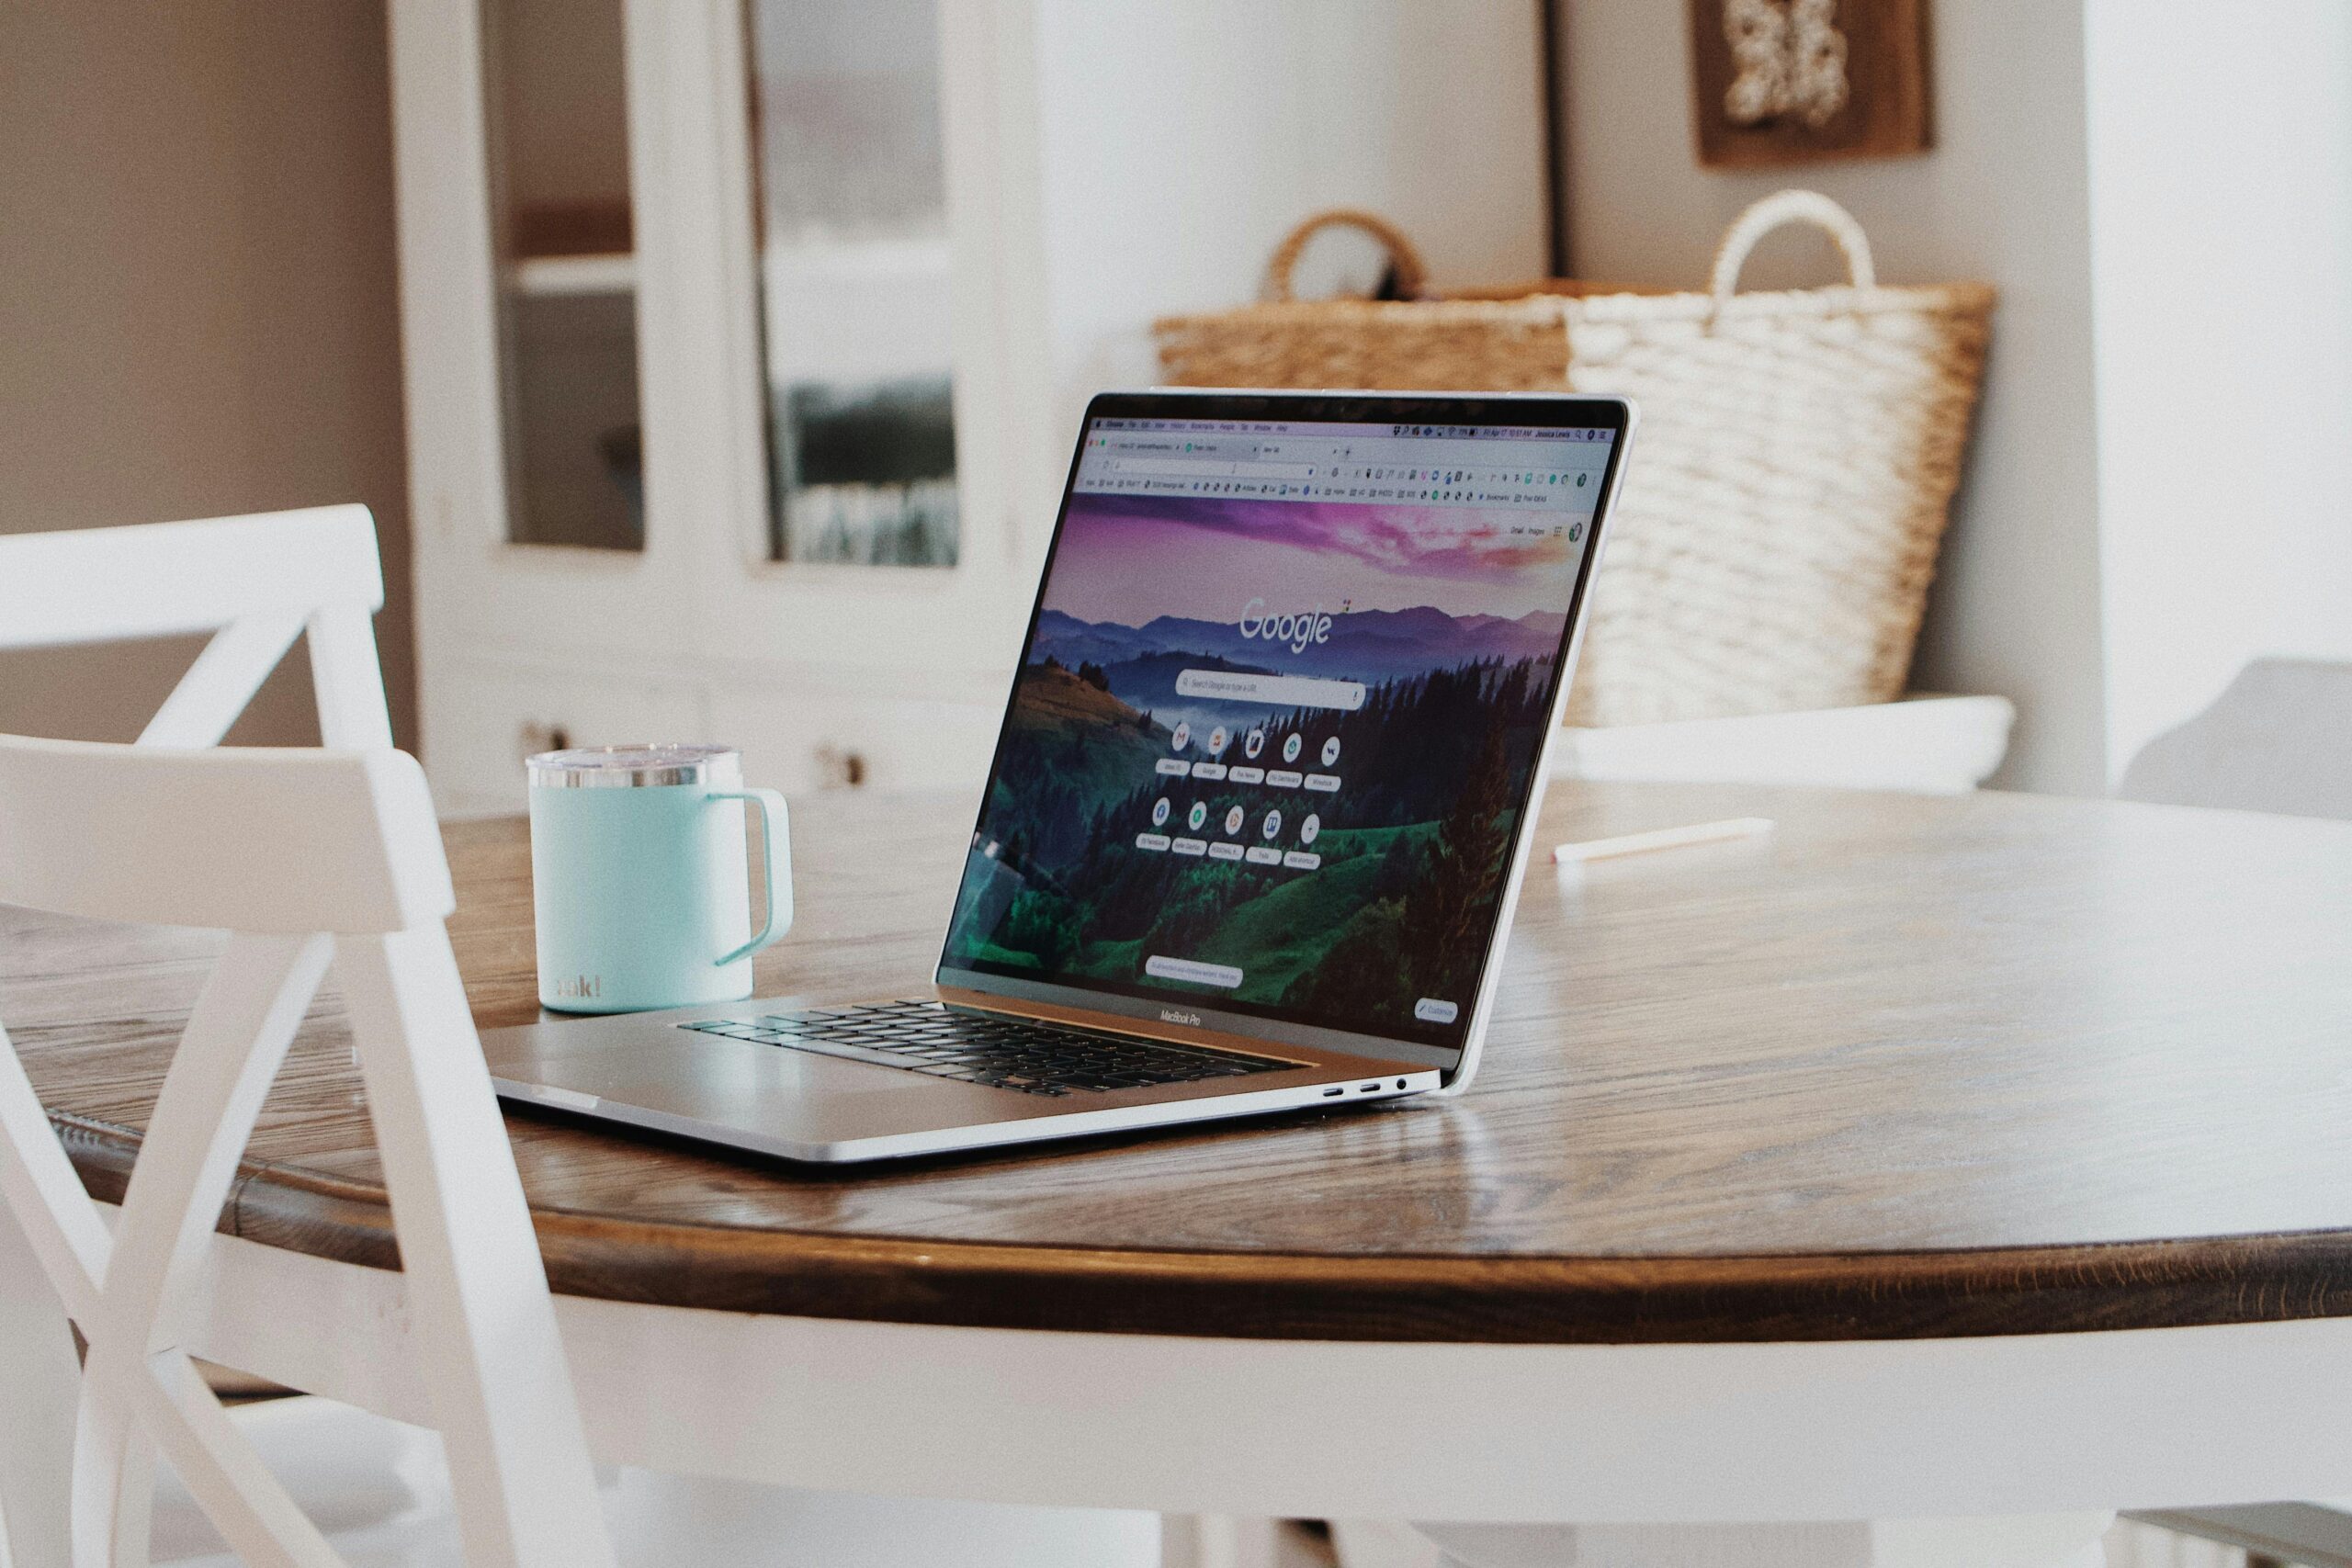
left=1238, top=598, right=1334, bottom=655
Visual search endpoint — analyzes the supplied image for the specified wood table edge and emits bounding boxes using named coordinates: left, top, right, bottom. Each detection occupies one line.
left=54, top=1112, right=2352, bottom=1345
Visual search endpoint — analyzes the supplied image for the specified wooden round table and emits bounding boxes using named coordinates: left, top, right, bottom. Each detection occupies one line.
left=10, top=781, right=2352, bottom=1545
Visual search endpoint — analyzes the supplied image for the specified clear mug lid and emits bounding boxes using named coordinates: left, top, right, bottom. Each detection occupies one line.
left=526, top=743, right=741, bottom=788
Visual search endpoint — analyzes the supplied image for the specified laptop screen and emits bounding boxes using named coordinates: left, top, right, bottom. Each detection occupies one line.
left=939, top=394, right=1624, bottom=1055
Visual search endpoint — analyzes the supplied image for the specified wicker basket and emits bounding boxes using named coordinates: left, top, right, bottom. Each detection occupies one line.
left=1155, top=193, right=1996, bottom=726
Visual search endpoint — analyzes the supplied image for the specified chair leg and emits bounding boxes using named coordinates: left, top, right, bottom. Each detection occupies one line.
left=0, top=1201, right=79, bottom=1568
left=337, top=931, right=615, bottom=1568
left=67, top=1395, right=153, bottom=1568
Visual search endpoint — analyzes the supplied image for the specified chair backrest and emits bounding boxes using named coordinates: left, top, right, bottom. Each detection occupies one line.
left=2118, top=658, right=2352, bottom=822
left=0, top=737, right=613, bottom=1568
left=0, top=506, right=394, bottom=750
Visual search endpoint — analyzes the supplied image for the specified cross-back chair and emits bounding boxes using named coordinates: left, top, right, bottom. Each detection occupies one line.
left=0, top=736, right=613, bottom=1568
left=0, top=505, right=394, bottom=750
left=0, top=508, right=608, bottom=1565
left=1, top=504, right=400, bottom=1561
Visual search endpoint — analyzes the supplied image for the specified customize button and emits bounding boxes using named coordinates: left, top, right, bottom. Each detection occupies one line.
left=1147, top=954, right=1242, bottom=988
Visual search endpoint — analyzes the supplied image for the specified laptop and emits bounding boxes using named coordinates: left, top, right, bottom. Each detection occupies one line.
left=482, top=389, right=1635, bottom=1163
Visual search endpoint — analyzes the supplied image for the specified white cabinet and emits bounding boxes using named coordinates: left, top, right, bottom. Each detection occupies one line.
left=390, top=0, right=1549, bottom=816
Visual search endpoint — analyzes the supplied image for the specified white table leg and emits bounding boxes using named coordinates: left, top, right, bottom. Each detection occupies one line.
left=1385, top=1513, right=2116, bottom=1568
left=600, top=1470, right=1162, bottom=1568
left=0, top=1200, right=78, bottom=1568
left=1330, top=1517, right=1447, bottom=1568
left=1166, top=1515, right=1293, bottom=1568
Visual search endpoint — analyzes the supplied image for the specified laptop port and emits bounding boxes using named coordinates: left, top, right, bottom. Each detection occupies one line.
left=1322, top=1086, right=1344, bottom=1097
left=1361, top=1082, right=1381, bottom=1092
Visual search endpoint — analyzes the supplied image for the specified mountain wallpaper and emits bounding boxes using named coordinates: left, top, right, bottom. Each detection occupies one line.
left=943, top=490, right=1589, bottom=1044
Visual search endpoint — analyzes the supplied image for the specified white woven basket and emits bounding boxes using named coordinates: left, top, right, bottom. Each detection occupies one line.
left=1157, top=191, right=1996, bottom=726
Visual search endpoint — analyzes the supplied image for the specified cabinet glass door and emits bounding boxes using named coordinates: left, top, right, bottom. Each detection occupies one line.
left=744, top=0, right=958, bottom=567
left=488, top=0, right=645, bottom=551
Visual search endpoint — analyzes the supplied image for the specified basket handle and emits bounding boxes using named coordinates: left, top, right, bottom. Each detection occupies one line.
left=1708, top=189, right=1877, bottom=306
left=1263, top=209, right=1431, bottom=302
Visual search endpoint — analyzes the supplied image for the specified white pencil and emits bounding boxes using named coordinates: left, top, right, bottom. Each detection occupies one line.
left=1551, top=817, right=1774, bottom=864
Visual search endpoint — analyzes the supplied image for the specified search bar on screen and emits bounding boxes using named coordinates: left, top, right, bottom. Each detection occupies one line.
left=1175, top=670, right=1366, bottom=710
left=1111, top=458, right=1317, bottom=480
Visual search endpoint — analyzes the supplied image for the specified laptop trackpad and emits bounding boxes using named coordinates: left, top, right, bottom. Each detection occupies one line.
left=494, top=1025, right=1049, bottom=1143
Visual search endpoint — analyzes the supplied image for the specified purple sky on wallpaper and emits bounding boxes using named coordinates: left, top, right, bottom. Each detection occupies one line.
left=1044, top=493, right=1584, bottom=626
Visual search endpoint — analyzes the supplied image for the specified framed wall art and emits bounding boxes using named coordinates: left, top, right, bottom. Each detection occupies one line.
left=1688, top=0, right=1931, bottom=167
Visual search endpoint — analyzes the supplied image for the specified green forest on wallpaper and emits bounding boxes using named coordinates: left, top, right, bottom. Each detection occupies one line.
left=945, top=652, right=1551, bottom=1036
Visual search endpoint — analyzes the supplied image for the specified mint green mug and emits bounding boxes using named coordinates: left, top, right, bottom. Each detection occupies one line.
left=526, top=744, right=792, bottom=1014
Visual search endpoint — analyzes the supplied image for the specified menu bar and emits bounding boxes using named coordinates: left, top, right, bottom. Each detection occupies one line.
left=1093, top=417, right=1614, bottom=442
left=1073, top=420, right=1613, bottom=512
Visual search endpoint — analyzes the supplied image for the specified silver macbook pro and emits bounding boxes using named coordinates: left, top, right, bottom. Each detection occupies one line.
left=482, top=389, right=1635, bottom=1162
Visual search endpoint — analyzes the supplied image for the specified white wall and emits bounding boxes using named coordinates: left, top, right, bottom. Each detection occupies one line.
left=1559, top=0, right=2108, bottom=793
left=1017, top=0, right=1549, bottom=552
left=2085, top=0, right=2352, bottom=780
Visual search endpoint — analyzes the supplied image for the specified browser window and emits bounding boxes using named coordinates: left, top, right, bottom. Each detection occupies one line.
left=942, top=412, right=1617, bottom=1049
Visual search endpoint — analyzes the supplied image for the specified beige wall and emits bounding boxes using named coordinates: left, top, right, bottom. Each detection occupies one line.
left=1558, top=0, right=2106, bottom=794
left=0, top=3, right=413, bottom=748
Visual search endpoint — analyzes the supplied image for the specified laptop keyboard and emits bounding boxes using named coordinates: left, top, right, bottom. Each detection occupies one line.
left=680, top=1000, right=1297, bottom=1098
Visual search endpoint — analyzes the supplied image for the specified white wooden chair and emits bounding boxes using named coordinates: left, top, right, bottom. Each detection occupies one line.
left=2118, top=658, right=2352, bottom=822
left=0, top=735, right=614, bottom=1568
left=0, top=503, right=412, bottom=1507
left=0, top=506, right=395, bottom=750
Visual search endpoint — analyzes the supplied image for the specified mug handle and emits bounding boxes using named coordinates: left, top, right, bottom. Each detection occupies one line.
left=708, top=788, right=793, bottom=967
